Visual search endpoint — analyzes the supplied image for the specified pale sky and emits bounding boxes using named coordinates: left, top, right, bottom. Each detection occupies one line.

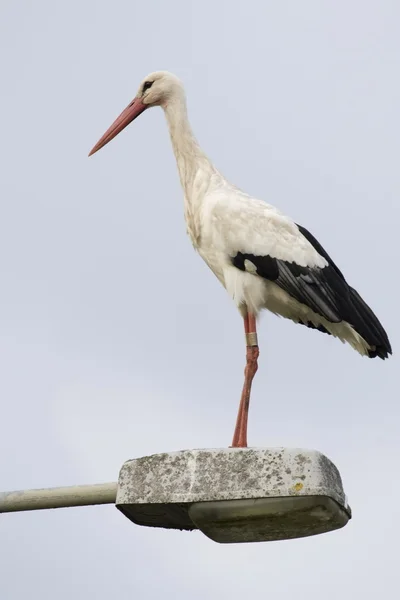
left=0, top=1, right=399, bottom=598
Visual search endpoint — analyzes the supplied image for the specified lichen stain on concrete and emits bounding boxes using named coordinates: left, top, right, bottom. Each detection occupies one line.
left=295, top=453, right=312, bottom=466
left=293, top=482, right=304, bottom=492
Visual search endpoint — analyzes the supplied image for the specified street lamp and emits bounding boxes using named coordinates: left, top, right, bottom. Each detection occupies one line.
left=0, top=447, right=351, bottom=544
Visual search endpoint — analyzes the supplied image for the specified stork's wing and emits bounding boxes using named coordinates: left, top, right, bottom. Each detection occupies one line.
left=217, top=196, right=345, bottom=321
left=228, top=212, right=391, bottom=358
left=231, top=227, right=347, bottom=324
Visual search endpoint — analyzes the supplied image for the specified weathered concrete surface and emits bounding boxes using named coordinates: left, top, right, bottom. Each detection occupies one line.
left=116, top=448, right=351, bottom=543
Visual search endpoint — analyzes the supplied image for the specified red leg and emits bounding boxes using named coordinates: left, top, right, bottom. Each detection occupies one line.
left=231, top=312, right=259, bottom=448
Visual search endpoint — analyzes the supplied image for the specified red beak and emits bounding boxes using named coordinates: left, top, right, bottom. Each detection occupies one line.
left=88, top=97, right=147, bottom=156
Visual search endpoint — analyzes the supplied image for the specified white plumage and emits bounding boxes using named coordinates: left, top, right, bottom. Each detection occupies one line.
left=184, top=174, right=369, bottom=356
left=89, top=70, right=391, bottom=446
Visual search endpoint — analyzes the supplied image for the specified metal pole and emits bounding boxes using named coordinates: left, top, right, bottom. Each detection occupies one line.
left=0, top=482, right=117, bottom=513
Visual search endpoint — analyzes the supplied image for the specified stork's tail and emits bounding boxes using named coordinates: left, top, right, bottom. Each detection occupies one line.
left=347, top=287, right=392, bottom=359
left=298, top=288, right=392, bottom=359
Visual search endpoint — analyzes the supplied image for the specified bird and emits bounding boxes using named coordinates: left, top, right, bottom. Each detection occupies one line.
left=89, top=71, right=392, bottom=448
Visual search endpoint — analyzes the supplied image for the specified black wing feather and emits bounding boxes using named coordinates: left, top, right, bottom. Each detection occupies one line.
left=232, top=248, right=346, bottom=323
left=232, top=223, right=392, bottom=359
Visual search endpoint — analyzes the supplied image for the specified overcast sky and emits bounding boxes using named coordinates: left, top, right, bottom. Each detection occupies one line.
left=1, top=1, right=399, bottom=598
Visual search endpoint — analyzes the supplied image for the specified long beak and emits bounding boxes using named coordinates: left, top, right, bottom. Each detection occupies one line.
left=88, top=97, right=147, bottom=156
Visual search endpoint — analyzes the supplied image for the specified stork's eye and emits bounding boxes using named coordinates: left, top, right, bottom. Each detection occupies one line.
left=142, top=81, right=154, bottom=93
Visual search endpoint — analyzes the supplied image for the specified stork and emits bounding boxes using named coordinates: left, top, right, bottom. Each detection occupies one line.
left=89, top=71, right=392, bottom=448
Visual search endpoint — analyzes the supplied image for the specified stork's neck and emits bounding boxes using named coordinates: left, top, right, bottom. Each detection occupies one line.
left=163, top=95, right=216, bottom=199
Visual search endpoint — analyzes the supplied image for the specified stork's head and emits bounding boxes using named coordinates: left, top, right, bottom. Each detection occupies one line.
left=88, top=71, right=183, bottom=156
left=138, top=71, right=184, bottom=107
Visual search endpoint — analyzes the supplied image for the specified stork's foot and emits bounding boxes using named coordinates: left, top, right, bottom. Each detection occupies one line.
left=231, top=345, right=259, bottom=448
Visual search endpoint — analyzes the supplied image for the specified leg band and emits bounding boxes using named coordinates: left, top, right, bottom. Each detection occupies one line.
left=245, top=332, right=258, bottom=346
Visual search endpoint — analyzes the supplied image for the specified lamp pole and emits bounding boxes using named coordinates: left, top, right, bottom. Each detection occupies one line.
left=0, top=482, right=117, bottom=513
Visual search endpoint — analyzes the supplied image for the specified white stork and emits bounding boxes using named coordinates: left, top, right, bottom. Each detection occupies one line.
left=89, top=71, right=392, bottom=448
